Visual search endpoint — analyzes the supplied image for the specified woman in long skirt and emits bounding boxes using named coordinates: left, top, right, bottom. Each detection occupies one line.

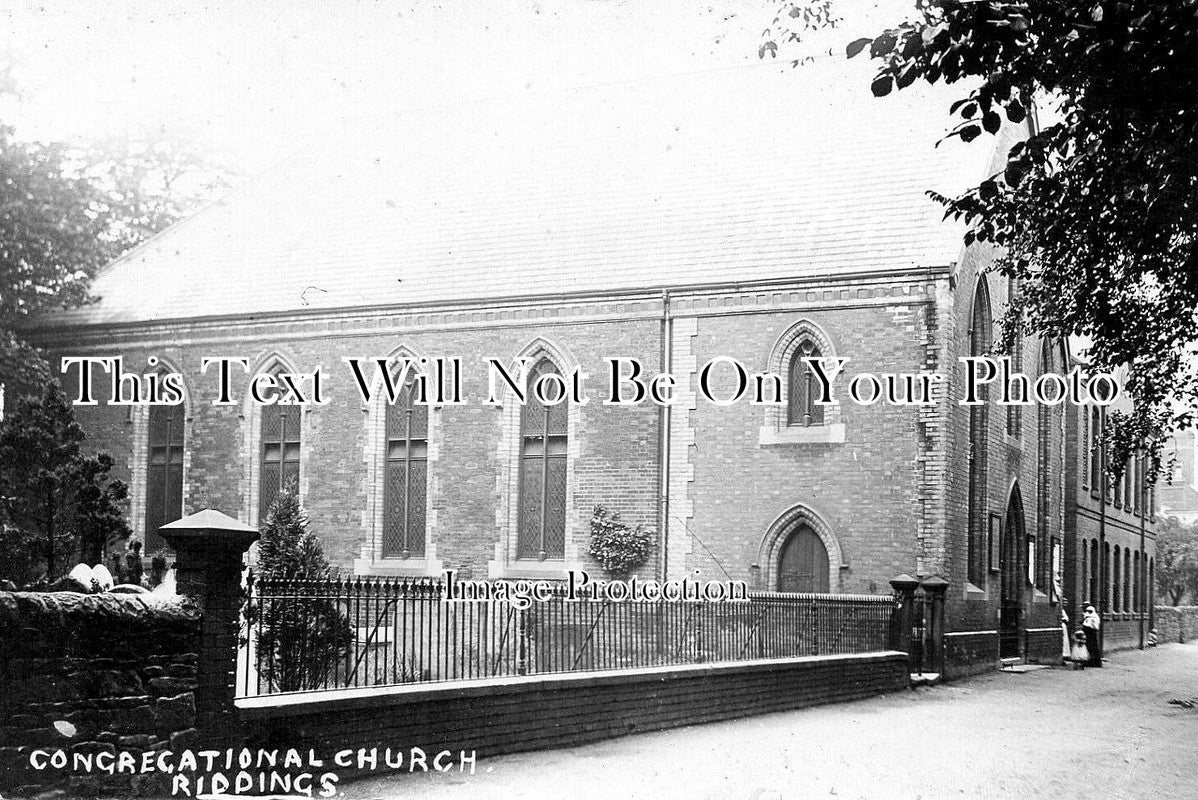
left=1082, top=604, right=1102, bottom=667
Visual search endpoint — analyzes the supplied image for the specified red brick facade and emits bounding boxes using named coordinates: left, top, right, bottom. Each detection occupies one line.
left=29, top=235, right=1157, bottom=677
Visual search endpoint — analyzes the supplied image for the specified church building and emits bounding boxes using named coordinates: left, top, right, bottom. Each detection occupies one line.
left=24, top=57, right=1154, bottom=676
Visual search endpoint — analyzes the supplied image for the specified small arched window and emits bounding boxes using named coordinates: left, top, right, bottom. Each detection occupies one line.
left=787, top=340, right=824, bottom=427
left=382, top=376, right=428, bottom=558
left=517, top=359, right=568, bottom=560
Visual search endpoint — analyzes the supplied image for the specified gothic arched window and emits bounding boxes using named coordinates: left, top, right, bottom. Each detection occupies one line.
left=145, top=401, right=184, bottom=552
left=967, top=278, right=992, bottom=585
left=787, top=340, right=824, bottom=427
left=382, top=376, right=428, bottom=558
left=259, top=375, right=301, bottom=521
left=517, top=359, right=568, bottom=560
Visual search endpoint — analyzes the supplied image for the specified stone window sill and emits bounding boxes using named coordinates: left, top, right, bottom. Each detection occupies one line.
left=487, top=559, right=586, bottom=580
left=963, top=581, right=987, bottom=601
left=353, top=556, right=444, bottom=578
left=759, top=423, right=846, bottom=446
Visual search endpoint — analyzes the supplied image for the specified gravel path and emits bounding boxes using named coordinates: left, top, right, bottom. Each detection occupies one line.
left=343, top=643, right=1198, bottom=800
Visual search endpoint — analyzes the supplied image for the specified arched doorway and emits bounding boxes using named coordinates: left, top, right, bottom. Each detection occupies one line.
left=999, top=485, right=1027, bottom=659
left=777, top=525, right=830, bottom=593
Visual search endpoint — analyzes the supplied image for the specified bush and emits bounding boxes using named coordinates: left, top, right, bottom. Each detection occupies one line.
left=0, top=383, right=129, bottom=586
left=254, top=483, right=353, bottom=692
left=588, top=505, right=653, bottom=578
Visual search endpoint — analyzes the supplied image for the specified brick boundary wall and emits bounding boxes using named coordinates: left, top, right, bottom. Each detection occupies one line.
left=943, top=631, right=997, bottom=680
left=1024, top=627, right=1066, bottom=663
left=237, top=652, right=909, bottom=782
left=0, top=591, right=201, bottom=797
left=1154, top=606, right=1198, bottom=644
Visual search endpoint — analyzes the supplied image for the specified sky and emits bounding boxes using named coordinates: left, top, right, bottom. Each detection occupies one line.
left=0, top=0, right=914, bottom=178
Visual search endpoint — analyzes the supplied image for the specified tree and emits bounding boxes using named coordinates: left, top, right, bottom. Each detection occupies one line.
left=254, top=483, right=353, bottom=692
left=1156, top=515, right=1198, bottom=606
left=0, top=383, right=130, bottom=585
left=763, top=0, right=1198, bottom=471
left=1, top=70, right=229, bottom=399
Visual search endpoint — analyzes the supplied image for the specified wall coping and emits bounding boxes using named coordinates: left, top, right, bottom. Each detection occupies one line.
left=235, top=650, right=907, bottom=718
left=0, top=590, right=198, bottom=630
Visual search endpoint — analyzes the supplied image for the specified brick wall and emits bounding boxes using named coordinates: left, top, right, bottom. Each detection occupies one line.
left=678, top=290, right=930, bottom=592
left=1152, top=606, right=1198, bottom=644
left=56, top=314, right=664, bottom=581
left=0, top=591, right=201, bottom=797
left=237, top=652, right=909, bottom=780
left=43, top=255, right=1091, bottom=680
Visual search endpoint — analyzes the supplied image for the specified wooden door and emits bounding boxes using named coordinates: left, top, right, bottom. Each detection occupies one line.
left=778, top=526, right=829, bottom=593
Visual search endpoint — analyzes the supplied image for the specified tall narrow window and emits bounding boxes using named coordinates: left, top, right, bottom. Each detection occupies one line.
left=1103, top=543, right=1111, bottom=610
left=1006, top=335, right=1023, bottom=436
left=382, top=379, right=428, bottom=558
left=517, top=360, right=568, bottom=560
left=787, top=340, right=824, bottom=427
left=1124, top=548, right=1131, bottom=613
left=1133, top=551, right=1140, bottom=613
left=1089, top=540, right=1099, bottom=606
left=1089, top=409, right=1102, bottom=494
left=260, top=400, right=301, bottom=521
left=145, top=402, right=184, bottom=552
left=1081, top=407, right=1090, bottom=490
left=1079, top=539, right=1088, bottom=607
left=967, top=279, right=992, bottom=586
left=1112, top=546, right=1121, bottom=612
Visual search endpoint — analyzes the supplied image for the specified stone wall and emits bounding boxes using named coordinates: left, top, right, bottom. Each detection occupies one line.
left=0, top=591, right=201, bottom=797
left=1153, top=606, right=1198, bottom=644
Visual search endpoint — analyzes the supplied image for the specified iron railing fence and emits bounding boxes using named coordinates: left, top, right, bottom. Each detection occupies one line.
left=238, top=573, right=895, bottom=697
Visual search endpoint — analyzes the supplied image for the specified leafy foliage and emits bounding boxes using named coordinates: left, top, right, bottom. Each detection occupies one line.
left=769, top=0, right=1198, bottom=472
left=0, top=383, right=130, bottom=586
left=0, top=75, right=228, bottom=398
left=255, top=483, right=353, bottom=692
left=1156, top=515, right=1198, bottom=606
left=760, top=0, right=839, bottom=63
left=588, top=505, right=653, bottom=578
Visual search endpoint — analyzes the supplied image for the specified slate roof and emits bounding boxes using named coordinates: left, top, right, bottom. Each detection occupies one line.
left=47, top=57, right=997, bottom=327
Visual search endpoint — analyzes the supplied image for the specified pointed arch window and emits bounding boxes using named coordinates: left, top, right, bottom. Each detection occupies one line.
left=1089, top=408, right=1102, bottom=494
left=787, top=340, right=824, bottom=427
left=517, top=359, right=568, bottom=560
left=382, top=377, right=428, bottom=558
left=259, top=388, right=301, bottom=522
left=144, top=402, right=185, bottom=552
left=967, top=279, right=993, bottom=586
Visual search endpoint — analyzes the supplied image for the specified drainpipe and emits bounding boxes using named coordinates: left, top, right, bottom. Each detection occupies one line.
left=1097, top=406, right=1107, bottom=658
left=658, top=289, right=673, bottom=583
left=1139, top=444, right=1147, bottom=650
